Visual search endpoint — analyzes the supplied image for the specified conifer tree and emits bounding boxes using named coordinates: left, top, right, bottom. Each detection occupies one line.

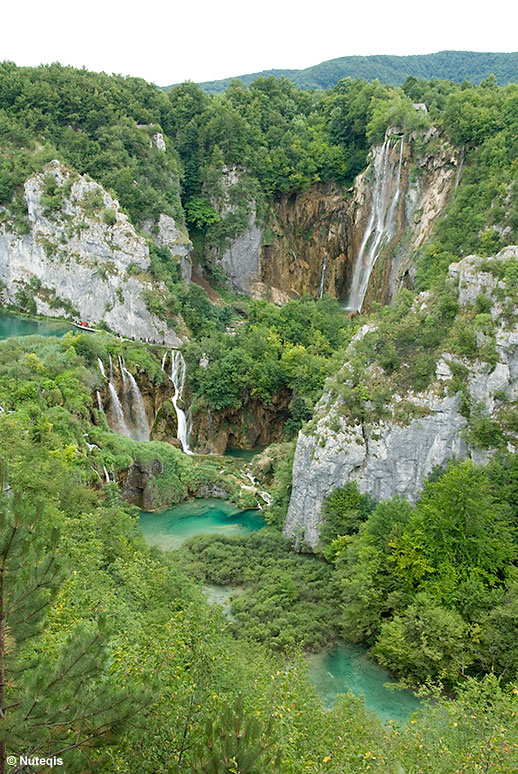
left=0, top=465, right=137, bottom=773
left=192, top=692, right=281, bottom=774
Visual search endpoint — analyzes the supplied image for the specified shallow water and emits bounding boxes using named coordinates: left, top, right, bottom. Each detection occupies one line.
left=224, top=447, right=265, bottom=462
left=308, top=642, right=421, bottom=723
left=0, top=313, right=70, bottom=340
left=202, top=584, right=243, bottom=620
left=139, top=498, right=265, bottom=550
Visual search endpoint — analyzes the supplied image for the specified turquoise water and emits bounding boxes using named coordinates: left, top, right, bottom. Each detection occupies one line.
left=0, top=313, right=70, bottom=340
left=308, top=642, right=421, bottom=723
left=139, top=498, right=265, bottom=550
left=224, top=447, right=265, bottom=462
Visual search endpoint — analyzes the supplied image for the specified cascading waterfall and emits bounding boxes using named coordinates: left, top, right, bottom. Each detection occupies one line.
left=318, top=253, right=327, bottom=299
left=161, top=351, right=168, bottom=371
left=123, top=368, right=151, bottom=442
left=346, top=136, right=404, bottom=312
left=167, top=350, right=193, bottom=455
left=108, top=382, right=131, bottom=437
left=98, top=351, right=150, bottom=442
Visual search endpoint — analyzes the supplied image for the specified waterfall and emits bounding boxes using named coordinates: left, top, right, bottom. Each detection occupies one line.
left=123, top=368, right=151, bottom=442
left=346, top=136, right=404, bottom=312
left=97, top=357, right=107, bottom=379
left=168, top=350, right=193, bottom=455
left=108, top=382, right=131, bottom=437
left=102, top=465, right=110, bottom=483
left=161, top=351, right=168, bottom=371
left=119, top=355, right=126, bottom=387
left=96, top=391, right=104, bottom=412
left=318, top=253, right=327, bottom=299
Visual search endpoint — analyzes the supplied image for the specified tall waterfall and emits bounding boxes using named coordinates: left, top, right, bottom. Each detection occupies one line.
left=96, top=390, right=104, bottom=412
left=167, top=350, right=192, bottom=455
left=97, top=358, right=107, bottom=379
left=123, top=368, right=151, bottom=442
left=346, top=136, right=404, bottom=312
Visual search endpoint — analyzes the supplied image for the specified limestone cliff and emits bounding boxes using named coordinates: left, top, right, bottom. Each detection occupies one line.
left=284, top=246, right=518, bottom=548
left=0, top=161, right=189, bottom=344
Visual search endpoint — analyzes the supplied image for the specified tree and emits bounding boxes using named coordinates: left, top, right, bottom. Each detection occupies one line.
left=0, top=471, right=136, bottom=773
left=192, top=693, right=281, bottom=774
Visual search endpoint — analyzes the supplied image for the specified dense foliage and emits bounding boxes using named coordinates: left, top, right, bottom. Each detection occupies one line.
left=320, top=459, right=518, bottom=688
left=183, top=295, right=353, bottom=435
left=181, top=530, right=340, bottom=652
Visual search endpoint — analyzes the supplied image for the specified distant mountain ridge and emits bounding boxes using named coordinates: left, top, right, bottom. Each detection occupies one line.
left=164, top=50, right=518, bottom=93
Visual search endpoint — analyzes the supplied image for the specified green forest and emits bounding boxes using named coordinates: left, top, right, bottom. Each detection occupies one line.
left=190, top=50, right=518, bottom=94
left=1, top=59, right=518, bottom=773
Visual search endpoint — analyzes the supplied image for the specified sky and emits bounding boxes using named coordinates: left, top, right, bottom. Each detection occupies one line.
left=3, top=0, right=517, bottom=86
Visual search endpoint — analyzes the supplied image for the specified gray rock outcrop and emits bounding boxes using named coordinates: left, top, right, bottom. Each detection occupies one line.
left=284, top=246, right=518, bottom=548
left=0, top=161, right=181, bottom=345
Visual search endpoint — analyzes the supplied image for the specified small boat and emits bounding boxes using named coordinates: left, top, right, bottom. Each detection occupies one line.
left=72, top=321, right=97, bottom=332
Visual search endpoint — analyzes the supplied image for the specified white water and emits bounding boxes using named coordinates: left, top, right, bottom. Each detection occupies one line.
left=123, top=368, right=151, bottom=442
left=168, top=350, right=193, bottom=455
left=97, top=357, right=107, bottom=379
left=108, top=382, right=131, bottom=437
left=96, top=391, right=104, bottom=412
left=318, top=253, right=327, bottom=299
left=103, top=465, right=110, bottom=483
left=346, top=137, right=404, bottom=312
left=161, top=351, right=168, bottom=371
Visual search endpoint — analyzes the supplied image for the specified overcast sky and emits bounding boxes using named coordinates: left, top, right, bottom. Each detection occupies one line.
left=4, top=0, right=517, bottom=86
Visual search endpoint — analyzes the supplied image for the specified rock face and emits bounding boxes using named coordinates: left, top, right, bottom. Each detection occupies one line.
left=284, top=247, right=518, bottom=548
left=141, top=212, right=193, bottom=283
left=260, top=183, right=350, bottom=300
left=220, top=209, right=263, bottom=295
left=0, top=161, right=183, bottom=345
left=190, top=391, right=292, bottom=454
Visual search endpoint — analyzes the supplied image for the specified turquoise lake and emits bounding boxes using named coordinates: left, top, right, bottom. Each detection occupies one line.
left=141, top=491, right=421, bottom=723
left=308, top=642, right=421, bottom=723
left=139, top=498, right=265, bottom=550
left=0, top=312, right=70, bottom=340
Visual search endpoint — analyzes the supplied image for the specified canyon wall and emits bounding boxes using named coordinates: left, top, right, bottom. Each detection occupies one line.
left=210, top=128, right=459, bottom=307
